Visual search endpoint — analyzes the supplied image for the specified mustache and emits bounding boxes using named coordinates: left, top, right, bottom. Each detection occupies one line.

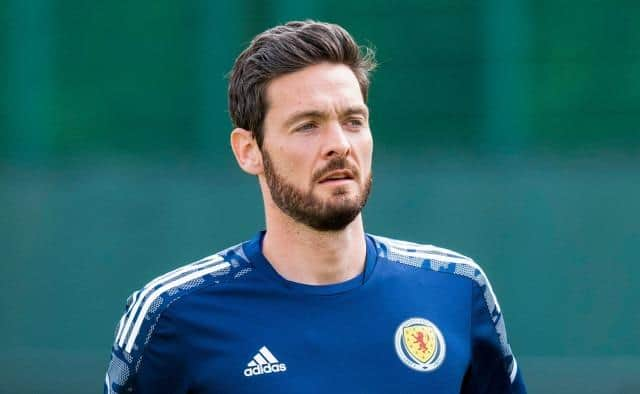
left=312, top=157, right=360, bottom=182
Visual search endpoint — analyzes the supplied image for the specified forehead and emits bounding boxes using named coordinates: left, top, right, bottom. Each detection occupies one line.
left=265, top=63, right=365, bottom=122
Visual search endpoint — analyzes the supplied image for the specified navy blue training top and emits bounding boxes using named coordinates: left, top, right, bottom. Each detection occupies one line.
left=105, top=232, right=526, bottom=393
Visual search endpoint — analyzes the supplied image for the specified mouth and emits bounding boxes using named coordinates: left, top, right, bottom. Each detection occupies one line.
left=318, top=170, right=355, bottom=184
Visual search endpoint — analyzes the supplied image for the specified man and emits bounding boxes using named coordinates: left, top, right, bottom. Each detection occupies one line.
left=105, top=20, right=526, bottom=393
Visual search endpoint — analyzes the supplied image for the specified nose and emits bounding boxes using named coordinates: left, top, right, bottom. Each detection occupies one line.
left=322, top=121, right=351, bottom=158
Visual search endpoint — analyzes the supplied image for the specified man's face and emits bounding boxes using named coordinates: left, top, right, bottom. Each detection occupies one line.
left=260, top=62, right=373, bottom=231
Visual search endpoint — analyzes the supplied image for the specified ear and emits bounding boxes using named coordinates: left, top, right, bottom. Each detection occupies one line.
left=230, top=128, right=263, bottom=175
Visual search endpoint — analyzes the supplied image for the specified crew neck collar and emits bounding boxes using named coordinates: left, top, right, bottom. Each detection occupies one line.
left=242, top=230, right=378, bottom=295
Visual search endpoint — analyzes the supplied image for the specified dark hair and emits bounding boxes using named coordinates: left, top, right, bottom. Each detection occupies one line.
left=228, top=20, right=376, bottom=148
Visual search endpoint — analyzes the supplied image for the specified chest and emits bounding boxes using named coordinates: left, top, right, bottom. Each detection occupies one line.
left=181, top=273, right=472, bottom=393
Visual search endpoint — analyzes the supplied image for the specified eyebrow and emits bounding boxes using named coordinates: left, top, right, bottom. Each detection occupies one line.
left=343, top=106, right=369, bottom=118
left=283, top=105, right=369, bottom=129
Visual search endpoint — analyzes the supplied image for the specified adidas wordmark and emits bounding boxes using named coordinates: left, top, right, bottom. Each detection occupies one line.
left=243, top=346, right=287, bottom=377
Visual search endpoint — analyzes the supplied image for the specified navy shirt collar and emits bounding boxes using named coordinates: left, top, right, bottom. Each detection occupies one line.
left=243, top=230, right=378, bottom=295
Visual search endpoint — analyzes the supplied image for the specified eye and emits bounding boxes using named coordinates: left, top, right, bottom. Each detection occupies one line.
left=294, top=122, right=317, bottom=133
left=345, top=117, right=365, bottom=130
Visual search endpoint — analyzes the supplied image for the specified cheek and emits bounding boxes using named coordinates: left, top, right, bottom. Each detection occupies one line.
left=357, top=133, right=374, bottom=169
left=274, top=145, right=313, bottom=180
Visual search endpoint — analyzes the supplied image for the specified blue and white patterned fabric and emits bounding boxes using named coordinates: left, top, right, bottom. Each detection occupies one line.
left=105, top=231, right=526, bottom=393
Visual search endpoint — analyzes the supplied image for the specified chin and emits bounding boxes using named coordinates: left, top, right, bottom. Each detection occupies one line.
left=326, top=196, right=363, bottom=212
left=320, top=183, right=359, bottom=196
left=323, top=191, right=359, bottom=204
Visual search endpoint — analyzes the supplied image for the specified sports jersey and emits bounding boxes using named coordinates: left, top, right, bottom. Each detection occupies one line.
left=105, top=231, right=526, bottom=393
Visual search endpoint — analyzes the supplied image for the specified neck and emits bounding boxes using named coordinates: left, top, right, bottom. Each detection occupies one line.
left=262, top=212, right=367, bottom=286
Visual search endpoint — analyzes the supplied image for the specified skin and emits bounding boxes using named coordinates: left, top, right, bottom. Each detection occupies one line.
left=230, top=62, right=374, bottom=285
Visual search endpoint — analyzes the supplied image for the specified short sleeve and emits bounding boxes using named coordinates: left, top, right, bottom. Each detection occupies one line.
left=104, top=293, right=188, bottom=393
left=461, top=270, right=527, bottom=393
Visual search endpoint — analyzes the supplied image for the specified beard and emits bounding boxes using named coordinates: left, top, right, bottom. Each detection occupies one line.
left=262, top=149, right=372, bottom=232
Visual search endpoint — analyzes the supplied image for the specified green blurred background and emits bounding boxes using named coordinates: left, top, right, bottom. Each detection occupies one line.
left=1, top=1, right=639, bottom=393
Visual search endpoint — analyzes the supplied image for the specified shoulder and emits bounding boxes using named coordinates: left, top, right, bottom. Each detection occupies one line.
left=105, top=242, right=256, bottom=392
left=371, top=234, right=474, bottom=274
left=369, top=235, right=521, bottom=387
left=113, top=241, right=253, bottom=354
left=370, top=234, right=498, bottom=297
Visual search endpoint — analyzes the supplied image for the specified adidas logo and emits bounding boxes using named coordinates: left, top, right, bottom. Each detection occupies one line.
left=243, top=346, right=287, bottom=377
